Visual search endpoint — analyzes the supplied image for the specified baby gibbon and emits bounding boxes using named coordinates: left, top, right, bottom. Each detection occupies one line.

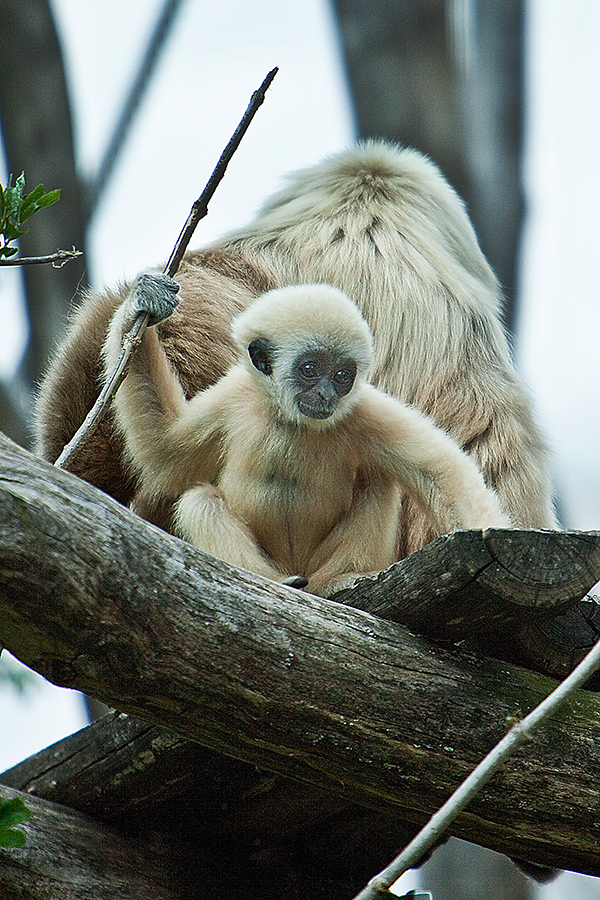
left=103, top=276, right=511, bottom=596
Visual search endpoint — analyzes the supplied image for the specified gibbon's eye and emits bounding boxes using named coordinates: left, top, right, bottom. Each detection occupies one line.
left=299, top=361, right=320, bottom=380
left=333, top=361, right=357, bottom=396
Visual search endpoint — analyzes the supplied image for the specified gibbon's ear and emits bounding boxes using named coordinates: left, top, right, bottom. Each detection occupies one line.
left=248, top=338, right=275, bottom=376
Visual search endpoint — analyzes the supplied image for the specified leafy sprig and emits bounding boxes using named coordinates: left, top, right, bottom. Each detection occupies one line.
left=0, top=797, right=32, bottom=848
left=0, top=172, right=60, bottom=259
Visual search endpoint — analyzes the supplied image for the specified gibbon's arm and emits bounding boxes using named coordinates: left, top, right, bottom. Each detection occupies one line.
left=102, top=274, right=229, bottom=499
left=355, top=385, right=512, bottom=533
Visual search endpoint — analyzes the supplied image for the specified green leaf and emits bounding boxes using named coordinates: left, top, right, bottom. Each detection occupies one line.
left=0, top=797, right=31, bottom=848
left=0, top=172, right=61, bottom=257
left=20, top=184, right=60, bottom=222
left=0, top=797, right=32, bottom=829
left=2, top=221, right=27, bottom=242
left=0, top=827, right=27, bottom=848
left=34, top=186, right=61, bottom=209
left=6, top=173, right=25, bottom=224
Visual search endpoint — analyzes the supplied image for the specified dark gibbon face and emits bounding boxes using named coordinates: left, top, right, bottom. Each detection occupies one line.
left=248, top=338, right=358, bottom=420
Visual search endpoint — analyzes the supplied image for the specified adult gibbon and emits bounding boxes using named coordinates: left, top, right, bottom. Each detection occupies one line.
left=36, top=140, right=556, bottom=556
left=102, top=276, right=511, bottom=595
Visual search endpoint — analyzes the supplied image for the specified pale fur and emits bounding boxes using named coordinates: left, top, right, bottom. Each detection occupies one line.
left=36, top=139, right=556, bottom=557
left=103, top=282, right=511, bottom=596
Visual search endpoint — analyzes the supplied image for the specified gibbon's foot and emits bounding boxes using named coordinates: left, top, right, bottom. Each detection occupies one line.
left=282, top=575, right=309, bottom=589
left=126, top=272, right=180, bottom=327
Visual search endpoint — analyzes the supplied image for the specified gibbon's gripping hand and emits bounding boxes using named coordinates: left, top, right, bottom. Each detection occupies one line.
left=123, top=272, right=180, bottom=331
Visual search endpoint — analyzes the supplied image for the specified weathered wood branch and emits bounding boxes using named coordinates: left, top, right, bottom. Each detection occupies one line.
left=334, top=527, right=600, bottom=639
left=335, top=526, right=600, bottom=680
left=2, top=432, right=600, bottom=875
left=0, top=778, right=391, bottom=900
left=1, top=713, right=420, bottom=899
left=1, top=709, right=421, bottom=855
left=2, top=712, right=346, bottom=845
left=0, top=785, right=194, bottom=900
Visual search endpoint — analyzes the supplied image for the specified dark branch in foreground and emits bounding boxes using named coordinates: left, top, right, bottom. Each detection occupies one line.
left=0, top=784, right=192, bottom=900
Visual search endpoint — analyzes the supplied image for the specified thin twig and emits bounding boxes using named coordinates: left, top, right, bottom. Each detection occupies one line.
left=163, top=66, right=278, bottom=278
left=351, top=636, right=600, bottom=900
left=54, top=67, right=278, bottom=471
left=0, top=248, right=82, bottom=267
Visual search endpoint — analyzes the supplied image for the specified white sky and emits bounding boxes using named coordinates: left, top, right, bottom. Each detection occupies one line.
left=2, top=1, right=600, bottom=896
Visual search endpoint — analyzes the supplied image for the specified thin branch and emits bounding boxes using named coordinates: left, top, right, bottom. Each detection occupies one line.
left=352, top=636, right=600, bottom=900
left=54, top=67, right=278, bottom=471
left=162, top=65, right=279, bottom=278
left=0, top=248, right=82, bottom=267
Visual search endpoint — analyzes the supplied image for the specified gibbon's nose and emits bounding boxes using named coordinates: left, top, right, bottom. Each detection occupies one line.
left=316, top=377, right=336, bottom=404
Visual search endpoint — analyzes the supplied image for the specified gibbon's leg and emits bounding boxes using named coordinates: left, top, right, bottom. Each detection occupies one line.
left=305, top=481, right=403, bottom=597
left=174, top=485, right=286, bottom=582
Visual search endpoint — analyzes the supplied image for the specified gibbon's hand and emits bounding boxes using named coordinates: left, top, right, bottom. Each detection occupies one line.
left=124, top=272, right=180, bottom=330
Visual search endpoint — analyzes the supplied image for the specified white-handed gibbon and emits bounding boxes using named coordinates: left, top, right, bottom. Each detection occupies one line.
left=36, top=140, right=556, bottom=559
left=102, top=276, right=511, bottom=596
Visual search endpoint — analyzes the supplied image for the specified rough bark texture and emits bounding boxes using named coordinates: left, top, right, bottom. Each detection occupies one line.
left=1, top=715, right=426, bottom=899
left=334, top=527, right=600, bottom=636
left=0, top=785, right=195, bottom=900
left=1, top=432, right=600, bottom=880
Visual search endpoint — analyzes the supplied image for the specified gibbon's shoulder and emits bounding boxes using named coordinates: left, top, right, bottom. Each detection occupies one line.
left=351, top=381, right=446, bottom=439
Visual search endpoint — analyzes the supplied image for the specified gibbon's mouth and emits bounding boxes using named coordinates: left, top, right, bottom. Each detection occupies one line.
left=296, top=398, right=335, bottom=420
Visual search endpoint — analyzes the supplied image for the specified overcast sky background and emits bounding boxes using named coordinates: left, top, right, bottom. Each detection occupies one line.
left=2, top=1, right=600, bottom=896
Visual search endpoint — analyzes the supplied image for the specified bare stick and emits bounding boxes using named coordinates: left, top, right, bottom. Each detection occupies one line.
left=54, top=67, right=278, bottom=470
left=351, top=636, right=600, bottom=900
left=0, top=248, right=82, bottom=267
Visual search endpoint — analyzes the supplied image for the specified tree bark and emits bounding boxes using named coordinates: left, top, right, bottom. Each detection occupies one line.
left=0, top=710, right=421, bottom=861
left=0, top=785, right=195, bottom=900
left=1, top=714, right=426, bottom=899
left=334, top=527, right=600, bottom=636
left=1, top=433, right=600, bottom=875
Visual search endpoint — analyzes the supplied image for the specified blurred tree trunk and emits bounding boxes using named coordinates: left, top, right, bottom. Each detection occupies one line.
left=331, top=0, right=524, bottom=336
left=330, top=2, right=530, bottom=897
left=0, top=0, right=89, bottom=445
left=0, top=0, right=183, bottom=449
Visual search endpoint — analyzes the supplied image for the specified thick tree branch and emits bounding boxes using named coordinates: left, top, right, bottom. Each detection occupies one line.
left=1, top=713, right=423, bottom=899
left=1, top=432, right=600, bottom=874
left=0, top=785, right=195, bottom=900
